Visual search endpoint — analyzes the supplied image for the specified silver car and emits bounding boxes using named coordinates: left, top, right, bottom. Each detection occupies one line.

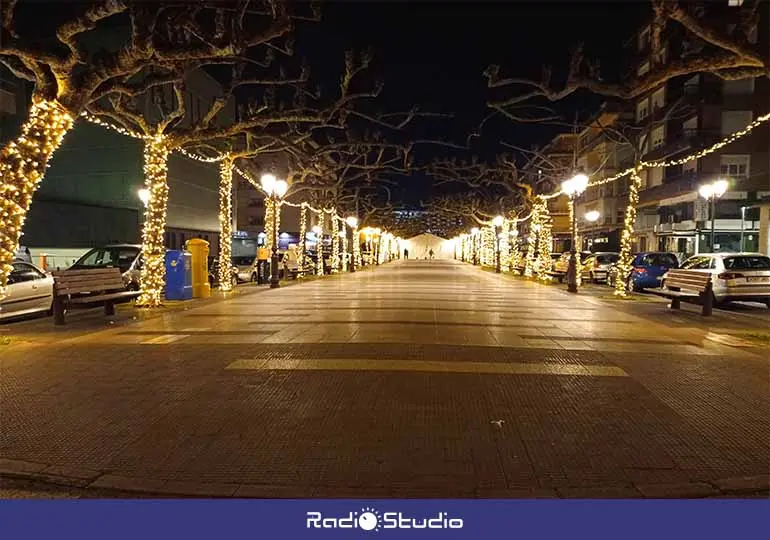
left=0, top=261, right=54, bottom=320
left=232, top=255, right=258, bottom=283
left=581, top=252, right=620, bottom=283
left=69, top=244, right=142, bottom=290
left=664, top=253, right=770, bottom=307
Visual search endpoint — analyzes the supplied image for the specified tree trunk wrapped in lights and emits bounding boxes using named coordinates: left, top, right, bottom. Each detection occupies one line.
left=330, top=211, right=339, bottom=272
left=615, top=166, right=644, bottom=297
left=534, top=198, right=553, bottom=280
left=298, top=203, right=307, bottom=278
left=499, top=220, right=510, bottom=272
left=352, top=228, right=361, bottom=268
left=137, top=137, right=171, bottom=307
left=341, top=220, right=348, bottom=272
left=482, top=226, right=495, bottom=266
left=217, top=156, right=234, bottom=291
left=0, top=97, right=74, bottom=296
left=524, top=206, right=541, bottom=278
left=316, top=212, right=325, bottom=276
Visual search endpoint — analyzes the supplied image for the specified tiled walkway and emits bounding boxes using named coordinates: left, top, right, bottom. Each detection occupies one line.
left=1, top=260, right=768, bottom=497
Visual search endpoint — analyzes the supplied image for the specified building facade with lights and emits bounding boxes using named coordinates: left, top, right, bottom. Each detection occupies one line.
left=625, top=4, right=769, bottom=258
left=2, top=68, right=237, bottom=266
left=519, top=133, right=576, bottom=253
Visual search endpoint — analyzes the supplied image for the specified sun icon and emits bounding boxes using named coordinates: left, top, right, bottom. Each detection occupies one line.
left=358, top=507, right=382, bottom=532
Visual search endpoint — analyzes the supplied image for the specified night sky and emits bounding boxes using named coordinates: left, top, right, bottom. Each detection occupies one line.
left=298, top=1, right=650, bottom=204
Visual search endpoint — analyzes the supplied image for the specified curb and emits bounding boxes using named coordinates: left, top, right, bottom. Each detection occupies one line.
left=2, top=458, right=767, bottom=498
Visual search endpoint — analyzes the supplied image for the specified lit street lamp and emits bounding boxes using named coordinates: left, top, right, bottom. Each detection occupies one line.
left=471, top=227, right=480, bottom=265
left=562, top=173, right=589, bottom=293
left=698, top=179, right=728, bottom=253
left=346, top=216, right=359, bottom=272
left=492, top=215, right=504, bottom=273
left=137, top=188, right=150, bottom=208
left=261, top=173, right=288, bottom=289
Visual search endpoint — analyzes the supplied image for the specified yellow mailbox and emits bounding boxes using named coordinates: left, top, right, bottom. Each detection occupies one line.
left=185, top=238, right=211, bottom=298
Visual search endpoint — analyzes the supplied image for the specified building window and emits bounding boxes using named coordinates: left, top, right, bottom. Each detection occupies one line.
left=651, top=87, right=665, bottom=112
left=637, top=62, right=650, bottom=77
left=651, top=125, right=665, bottom=148
left=683, top=74, right=699, bottom=95
left=683, top=158, right=697, bottom=176
left=636, top=98, right=649, bottom=122
left=638, top=27, right=650, bottom=51
left=721, top=110, right=752, bottom=135
left=683, top=116, right=698, bottom=134
left=728, top=0, right=744, bottom=6
left=0, top=88, right=16, bottom=114
left=720, top=155, right=750, bottom=178
left=723, top=78, right=755, bottom=95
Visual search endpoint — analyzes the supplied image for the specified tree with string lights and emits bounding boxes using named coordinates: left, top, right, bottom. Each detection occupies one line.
left=0, top=0, right=310, bottom=297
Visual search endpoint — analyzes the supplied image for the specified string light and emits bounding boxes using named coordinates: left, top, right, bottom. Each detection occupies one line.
left=330, top=210, right=339, bottom=273
left=534, top=197, right=553, bottom=280
left=298, top=203, right=307, bottom=278
left=316, top=211, right=325, bottom=276
left=79, top=111, right=144, bottom=140
left=341, top=219, right=348, bottom=272
left=614, top=165, right=644, bottom=297
left=1, top=98, right=74, bottom=297
left=523, top=203, right=541, bottom=277
left=218, top=156, right=234, bottom=291
left=137, top=136, right=170, bottom=307
left=499, top=219, right=510, bottom=272
left=352, top=227, right=361, bottom=268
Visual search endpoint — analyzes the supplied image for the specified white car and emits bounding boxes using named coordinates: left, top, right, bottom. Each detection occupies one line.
left=0, top=261, right=54, bottom=320
left=663, top=252, right=770, bottom=307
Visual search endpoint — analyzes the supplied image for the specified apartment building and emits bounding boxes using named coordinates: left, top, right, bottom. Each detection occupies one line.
left=519, top=133, right=576, bottom=253
left=626, top=3, right=769, bottom=258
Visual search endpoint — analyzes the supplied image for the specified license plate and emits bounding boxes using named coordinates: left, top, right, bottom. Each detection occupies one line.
left=747, top=277, right=770, bottom=283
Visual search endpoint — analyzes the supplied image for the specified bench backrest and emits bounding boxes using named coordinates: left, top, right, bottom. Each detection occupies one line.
left=52, top=268, right=127, bottom=295
left=665, top=269, right=712, bottom=292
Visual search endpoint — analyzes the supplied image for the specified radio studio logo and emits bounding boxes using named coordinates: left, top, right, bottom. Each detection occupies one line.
left=306, top=506, right=464, bottom=532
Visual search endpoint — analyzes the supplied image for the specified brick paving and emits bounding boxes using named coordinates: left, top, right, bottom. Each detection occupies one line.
left=0, top=259, right=768, bottom=498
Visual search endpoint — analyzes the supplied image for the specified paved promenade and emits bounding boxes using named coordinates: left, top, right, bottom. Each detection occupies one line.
left=1, top=260, right=768, bottom=497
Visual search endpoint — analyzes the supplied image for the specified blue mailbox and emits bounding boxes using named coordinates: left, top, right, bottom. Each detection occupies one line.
left=165, top=250, right=193, bottom=300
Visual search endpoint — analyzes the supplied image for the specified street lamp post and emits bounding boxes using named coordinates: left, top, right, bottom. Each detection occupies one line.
left=492, top=215, right=504, bottom=273
left=561, top=173, right=589, bottom=293
left=471, top=227, right=480, bottom=265
left=346, top=216, right=358, bottom=272
left=698, top=179, right=728, bottom=253
left=261, top=174, right=288, bottom=289
left=740, top=206, right=746, bottom=251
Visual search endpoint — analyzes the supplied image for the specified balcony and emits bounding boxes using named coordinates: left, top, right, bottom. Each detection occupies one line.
left=642, top=129, right=721, bottom=162
left=639, top=175, right=698, bottom=206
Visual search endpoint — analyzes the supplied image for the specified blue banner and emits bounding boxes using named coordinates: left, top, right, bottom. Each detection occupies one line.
left=1, top=500, right=767, bottom=539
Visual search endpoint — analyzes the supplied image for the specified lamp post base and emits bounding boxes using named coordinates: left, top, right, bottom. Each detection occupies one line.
left=566, top=253, right=578, bottom=293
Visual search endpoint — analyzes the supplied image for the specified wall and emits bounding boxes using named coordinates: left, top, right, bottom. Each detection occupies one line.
left=760, top=202, right=770, bottom=256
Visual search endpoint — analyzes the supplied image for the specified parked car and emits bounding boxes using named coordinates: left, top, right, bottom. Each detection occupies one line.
left=553, top=251, right=592, bottom=275
left=550, top=252, right=563, bottom=271
left=608, top=252, right=679, bottom=291
left=232, top=255, right=258, bottom=283
left=580, top=252, right=620, bottom=283
left=69, top=244, right=142, bottom=290
left=208, top=257, right=238, bottom=289
left=0, top=260, right=54, bottom=321
left=662, top=253, right=770, bottom=307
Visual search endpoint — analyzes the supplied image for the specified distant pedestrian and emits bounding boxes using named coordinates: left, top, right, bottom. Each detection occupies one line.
left=404, top=248, right=409, bottom=260
left=428, top=249, right=434, bottom=260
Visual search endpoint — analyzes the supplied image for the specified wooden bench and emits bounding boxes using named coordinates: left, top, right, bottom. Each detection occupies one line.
left=648, top=269, right=714, bottom=316
left=51, top=268, right=141, bottom=325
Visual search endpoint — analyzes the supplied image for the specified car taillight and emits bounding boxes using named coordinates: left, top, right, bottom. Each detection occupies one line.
left=633, top=266, right=647, bottom=274
left=718, top=272, right=744, bottom=280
